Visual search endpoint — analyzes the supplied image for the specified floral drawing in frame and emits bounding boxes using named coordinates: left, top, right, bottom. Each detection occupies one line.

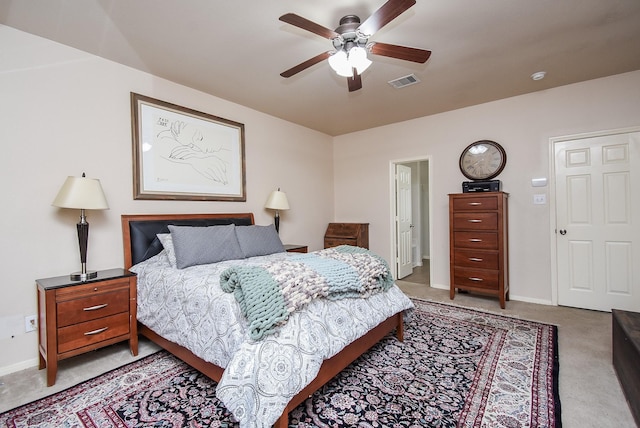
left=131, top=93, right=246, bottom=201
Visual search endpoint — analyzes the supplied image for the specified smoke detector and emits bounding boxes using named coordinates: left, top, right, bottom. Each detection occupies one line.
left=531, top=71, right=546, bottom=81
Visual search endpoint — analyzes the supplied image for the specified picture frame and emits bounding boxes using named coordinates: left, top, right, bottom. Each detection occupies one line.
left=131, top=93, right=246, bottom=201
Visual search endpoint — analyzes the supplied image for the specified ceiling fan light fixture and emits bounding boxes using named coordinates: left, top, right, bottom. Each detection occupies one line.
left=329, top=46, right=371, bottom=77
left=328, top=50, right=352, bottom=77
left=349, top=46, right=372, bottom=74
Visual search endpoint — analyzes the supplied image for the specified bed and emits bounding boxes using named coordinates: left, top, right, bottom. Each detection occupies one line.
left=121, top=213, right=413, bottom=428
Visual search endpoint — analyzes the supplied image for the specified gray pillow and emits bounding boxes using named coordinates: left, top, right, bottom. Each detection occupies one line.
left=156, top=233, right=177, bottom=268
left=168, top=224, right=244, bottom=269
left=235, top=225, right=285, bottom=258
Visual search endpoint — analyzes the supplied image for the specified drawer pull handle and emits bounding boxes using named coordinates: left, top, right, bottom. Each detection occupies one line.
left=469, top=257, right=484, bottom=262
left=84, top=327, right=108, bottom=336
left=468, top=277, right=483, bottom=282
left=468, top=202, right=482, bottom=206
left=83, top=304, right=108, bottom=311
left=468, top=219, right=482, bottom=223
left=469, top=239, right=483, bottom=242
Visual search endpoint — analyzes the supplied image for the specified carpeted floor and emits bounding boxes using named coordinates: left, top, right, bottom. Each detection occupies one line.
left=0, top=298, right=560, bottom=427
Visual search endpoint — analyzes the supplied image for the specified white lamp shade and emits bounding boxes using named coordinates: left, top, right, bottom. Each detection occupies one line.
left=264, top=190, right=290, bottom=210
left=329, top=47, right=372, bottom=77
left=328, top=50, right=353, bottom=77
left=52, top=175, right=109, bottom=210
left=349, top=46, right=372, bottom=74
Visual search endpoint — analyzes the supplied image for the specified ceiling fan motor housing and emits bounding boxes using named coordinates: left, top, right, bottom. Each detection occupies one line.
left=332, top=15, right=369, bottom=51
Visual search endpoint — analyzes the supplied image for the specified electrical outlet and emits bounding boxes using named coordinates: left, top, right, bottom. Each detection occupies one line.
left=25, top=315, right=37, bottom=333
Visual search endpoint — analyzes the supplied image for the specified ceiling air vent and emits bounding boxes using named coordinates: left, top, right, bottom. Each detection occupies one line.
left=388, top=74, right=420, bottom=89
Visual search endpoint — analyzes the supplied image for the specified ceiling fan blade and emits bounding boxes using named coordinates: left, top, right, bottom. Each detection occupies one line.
left=358, top=0, right=417, bottom=36
left=279, top=13, right=339, bottom=39
left=347, top=69, right=363, bottom=92
left=369, top=42, right=431, bottom=63
left=280, top=51, right=331, bottom=78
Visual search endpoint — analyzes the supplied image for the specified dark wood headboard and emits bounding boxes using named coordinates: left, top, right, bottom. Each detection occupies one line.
left=121, top=213, right=255, bottom=269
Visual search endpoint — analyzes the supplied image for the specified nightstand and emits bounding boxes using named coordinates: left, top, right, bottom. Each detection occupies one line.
left=36, top=268, right=138, bottom=386
left=284, top=244, right=308, bottom=253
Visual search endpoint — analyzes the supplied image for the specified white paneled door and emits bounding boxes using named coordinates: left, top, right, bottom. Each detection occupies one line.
left=554, top=130, right=640, bottom=312
left=396, top=164, right=413, bottom=279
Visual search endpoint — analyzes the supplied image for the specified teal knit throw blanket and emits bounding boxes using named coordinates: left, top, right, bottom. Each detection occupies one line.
left=220, top=245, right=394, bottom=340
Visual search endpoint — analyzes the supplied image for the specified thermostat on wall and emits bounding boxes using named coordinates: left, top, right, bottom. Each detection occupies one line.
left=531, top=178, right=547, bottom=187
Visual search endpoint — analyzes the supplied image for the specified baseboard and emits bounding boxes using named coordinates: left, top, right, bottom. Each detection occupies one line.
left=0, top=357, right=39, bottom=377
left=421, top=284, right=555, bottom=306
left=509, top=294, right=554, bottom=306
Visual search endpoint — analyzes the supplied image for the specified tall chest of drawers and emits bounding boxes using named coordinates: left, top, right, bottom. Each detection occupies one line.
left=449, top=192, right=509, bottom=308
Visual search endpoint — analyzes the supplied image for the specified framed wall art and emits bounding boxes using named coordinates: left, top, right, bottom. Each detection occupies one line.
left=131, top=93, right=246, bottom=201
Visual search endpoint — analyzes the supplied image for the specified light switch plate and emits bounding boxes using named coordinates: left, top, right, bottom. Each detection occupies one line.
left=533, top=194, right=546, bottom=204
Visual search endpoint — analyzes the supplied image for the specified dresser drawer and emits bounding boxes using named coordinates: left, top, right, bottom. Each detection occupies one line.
left=454, top=249, right=499, bottom=270
left=325, top=237, right=357, bottom=248
left=57, top=312, right=130, bottom=354
left=452, top=196, right=498, bottom=211
left=57, top=289, right=130, bottom=327
left=453, top=267, right=499, bottom=290
left=453, top=212, right=497, bottom=230
left=453, top=231, right=498, bottom=250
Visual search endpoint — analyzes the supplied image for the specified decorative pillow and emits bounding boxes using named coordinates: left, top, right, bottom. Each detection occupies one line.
left=156, top=233, right=177, bottom=268
left=168, top=224, right=244, bottom=269
left=235, top=225, right=285, bottom=258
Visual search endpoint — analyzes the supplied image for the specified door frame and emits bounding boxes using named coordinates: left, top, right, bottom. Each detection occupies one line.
left=549, top=125, right=640, bottom=307
left=389, top=156, right=433, bottom=281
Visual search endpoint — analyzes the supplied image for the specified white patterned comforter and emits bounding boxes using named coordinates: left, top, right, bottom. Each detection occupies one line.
left=131, top=250, right=414, bottom=428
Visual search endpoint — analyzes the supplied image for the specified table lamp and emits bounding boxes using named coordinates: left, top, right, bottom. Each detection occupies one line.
left=264, top=188, right=289, bottom=233
left=52, top=173, right=109, bottom=281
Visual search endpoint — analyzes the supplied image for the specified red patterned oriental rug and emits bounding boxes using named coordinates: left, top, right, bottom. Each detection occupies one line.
left=1, top=299, right=561, bottom=427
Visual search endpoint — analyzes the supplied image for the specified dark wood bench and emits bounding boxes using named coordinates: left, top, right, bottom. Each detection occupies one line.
left=612, top=309, right=640, bottom=426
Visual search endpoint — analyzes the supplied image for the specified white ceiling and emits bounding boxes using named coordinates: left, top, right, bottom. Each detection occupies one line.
left=2, top=0, right=639, bottom=136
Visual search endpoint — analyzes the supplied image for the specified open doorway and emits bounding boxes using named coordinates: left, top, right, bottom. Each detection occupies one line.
left=390, top=157, right=431, bottom=286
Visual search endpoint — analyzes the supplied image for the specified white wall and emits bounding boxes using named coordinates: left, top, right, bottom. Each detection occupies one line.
left=0, top=26, right=334, bottom=372
left=333, top=70, right=640, bottom=304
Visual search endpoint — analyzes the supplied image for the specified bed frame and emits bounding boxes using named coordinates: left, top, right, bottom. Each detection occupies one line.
left=122, top=213, right=404, bottom=428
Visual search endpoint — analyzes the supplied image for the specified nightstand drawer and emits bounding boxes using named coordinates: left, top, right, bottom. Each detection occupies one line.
left=452, top=212, right=497, bottom=230
left=284, top=245, right=308, bottom=253
left=57, top=312, right=130, bottom=354
left=55, top=278, right=130, bottom=300
left=57, top=289, right=130, bottom=327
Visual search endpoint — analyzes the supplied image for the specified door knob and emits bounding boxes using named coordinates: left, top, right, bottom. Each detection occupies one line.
left=559, top=229, right=567, bottom=235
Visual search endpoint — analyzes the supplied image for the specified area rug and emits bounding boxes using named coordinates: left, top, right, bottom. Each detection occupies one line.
left=0, top=299, right=560, bottom=428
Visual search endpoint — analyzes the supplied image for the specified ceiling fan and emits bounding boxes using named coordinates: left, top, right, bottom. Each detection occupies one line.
left=279, top=0, right=431, bottom=92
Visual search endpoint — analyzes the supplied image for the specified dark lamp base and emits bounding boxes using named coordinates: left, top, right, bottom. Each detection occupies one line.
left=70, top=271, right=98, bottom=281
